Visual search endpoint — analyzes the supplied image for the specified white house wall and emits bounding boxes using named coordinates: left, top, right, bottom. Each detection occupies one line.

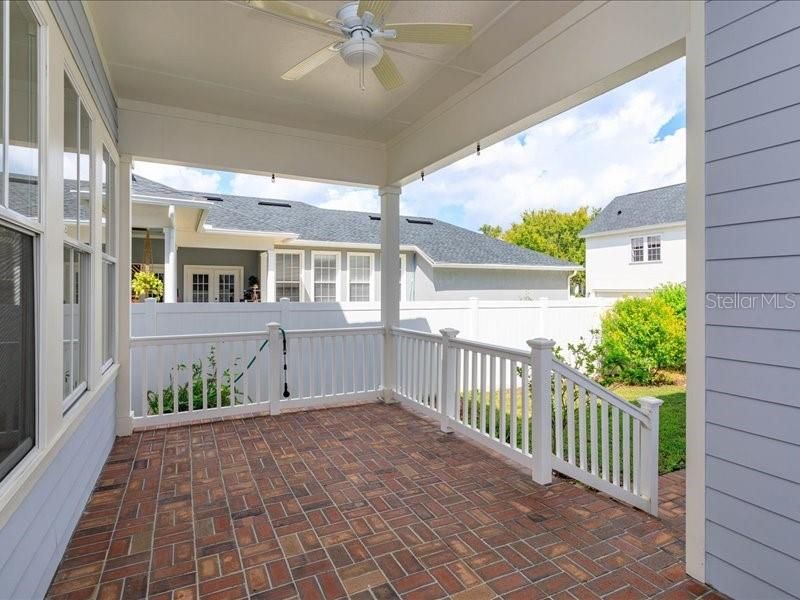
left=585, top=226, right=686, bottom=297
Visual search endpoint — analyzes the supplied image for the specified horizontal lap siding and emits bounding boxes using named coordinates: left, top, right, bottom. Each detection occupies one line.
left=705, top=2, right=800, bottom=597
left=0, top=385, right=116, bottom=599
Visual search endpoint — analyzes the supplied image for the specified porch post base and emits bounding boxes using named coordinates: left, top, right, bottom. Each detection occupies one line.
left=116, top=412, right=134, bottom=437
left=380, top=387, right=398, bottom=404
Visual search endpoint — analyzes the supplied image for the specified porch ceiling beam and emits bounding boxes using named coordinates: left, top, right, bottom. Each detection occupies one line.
left=118, top=99, right=388, bottom=188
left=385, top=0, right=689, bottom=185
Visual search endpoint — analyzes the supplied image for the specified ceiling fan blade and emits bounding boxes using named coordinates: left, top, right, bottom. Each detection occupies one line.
left=385, top=23, right=473, bottom=44
left=372, top=52, right=404, bottom=91
left=281, top=44, right=339, bottom=80
left=246, top=0, right=335, bottom=27
left=357, top=0, right=392, bottom=21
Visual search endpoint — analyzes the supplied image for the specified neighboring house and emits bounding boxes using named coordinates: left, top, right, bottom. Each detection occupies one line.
left=130, top=175, right=580, bottom=303
left=580, top=183, right=686, bottom=298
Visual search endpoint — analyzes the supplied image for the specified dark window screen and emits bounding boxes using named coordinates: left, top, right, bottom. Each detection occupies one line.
left=0, top=223, right=35, bottom=481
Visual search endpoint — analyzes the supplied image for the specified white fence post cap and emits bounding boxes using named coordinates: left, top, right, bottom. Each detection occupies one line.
left=267, top=322, right=280, bottom=329
left=527, top=338, right=555, bottom=349
left=638, top=396, right=664, bottom=410
left=440, top=328, right=459, bottom=338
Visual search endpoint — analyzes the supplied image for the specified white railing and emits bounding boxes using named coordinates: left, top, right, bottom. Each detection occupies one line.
left=393, top=327, right=662, bottom=515
left=129, top=324, right=384, bottom=427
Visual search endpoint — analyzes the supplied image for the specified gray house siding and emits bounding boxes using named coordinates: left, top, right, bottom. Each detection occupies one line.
left=705, top=2, right=800, bottom=597
left=0, top=384, right=116, bottom=598
left=414, top=258, right=571, bottom=301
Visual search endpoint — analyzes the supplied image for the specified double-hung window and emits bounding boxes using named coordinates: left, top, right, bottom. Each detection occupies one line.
left=630, top=237, right=644, bottom=263
left=63, top=74, right=93, bottom=408
left=0, top=1, right=41, bottom=482
left=275, top=251, right=302, bottom=302
left=348, top=253, right=372, bottom=302
left=647, top=235, right=661, bottom=262
left=312, top=252, right=338, bottom=302
left=101, top=148, right=116, bottom=371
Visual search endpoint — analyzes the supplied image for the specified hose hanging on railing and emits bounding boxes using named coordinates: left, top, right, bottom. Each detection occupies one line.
left=232, top=328, right=291, bottom=399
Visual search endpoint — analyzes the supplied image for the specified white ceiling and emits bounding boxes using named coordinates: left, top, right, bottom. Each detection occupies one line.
left=87, top=0, right=580, bottom=142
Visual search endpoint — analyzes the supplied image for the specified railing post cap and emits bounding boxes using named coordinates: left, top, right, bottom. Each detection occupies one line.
left=440, top=328, right=459, bottom=338
left=267, top=322, right=281, bottom=329
left=527, top=338, right=555, bottom=349
left=638, top=396, right=663, bottom=410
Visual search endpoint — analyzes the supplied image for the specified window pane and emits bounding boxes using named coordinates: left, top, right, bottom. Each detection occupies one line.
left=102, top=260, right=114, bottom=367
left=276, top=284, right=300, bottom=303
left=63, top=247, right=72, bottom=396
left=276, top=253, right=302, bottom=301
left=7, top=1, right=38, bottom=219
left=631, top=238, right=644, bottom=263
left=313, top=254, right=336, bottom=302
left=102, top=148, right=115, bottom=255
left=79, top=106, right=91, bottom=244
left=0, top=223, right=35, bottom=481
left=647, top=235, right=661, bottom=261
left=63, top=246, right=87, bottom=402
left=348, top=255, right=371, bottom=301
left=63, top=76, right=78, bottom=237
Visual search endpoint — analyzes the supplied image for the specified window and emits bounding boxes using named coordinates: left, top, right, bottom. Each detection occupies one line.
left=399, top=254, right=407, bottom=301
left=313, top=253, right=338, bottom=302
left=647, top=235, right=661, bottom=262
left=102, top=148, right=115, bottom=255
left=0, top=223, right=35, bottom=481
left=63, top=246, right=88, bottom=405
left=275, top=252, right=302, bottom=302
left=101, top=261, right=115, bottom=369
left=101, top=148, right=116, bottom=371
left=348, top=253, right=372, bottom=302
left=63, top=75, right=92, bottom=244
left=2, top=1, right=40, bottom=220
left=631, top=237, right=644, bottom=263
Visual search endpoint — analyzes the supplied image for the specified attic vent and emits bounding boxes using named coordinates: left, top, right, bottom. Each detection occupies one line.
left=617, top=210, right=622, bottom=215
left=369, top=215, right=381, bottom=221
left=407, top=218, right=433, bottom=225
left=258, top=200, right=291, bottom=208
left=205, top=196, right=223, bottom=202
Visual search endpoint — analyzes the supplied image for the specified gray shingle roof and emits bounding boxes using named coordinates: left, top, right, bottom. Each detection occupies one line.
left=131, top=175, right=578, bottom=269
left=131, top=174, right=198, bottom=202
left=580, top=183, right=686, bottom=237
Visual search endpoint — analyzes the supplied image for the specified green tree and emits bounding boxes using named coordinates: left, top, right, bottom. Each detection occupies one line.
left=479, top=224, right=502, bottom=238
left=503, top=206, right=597, bottom=294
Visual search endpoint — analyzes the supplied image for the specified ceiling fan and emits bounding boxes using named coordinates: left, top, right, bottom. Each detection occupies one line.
left=244, top=0, right=473, bottom=91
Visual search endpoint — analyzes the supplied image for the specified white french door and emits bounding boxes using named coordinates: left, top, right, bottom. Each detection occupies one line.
left=184, top=266, right=243, bottom=303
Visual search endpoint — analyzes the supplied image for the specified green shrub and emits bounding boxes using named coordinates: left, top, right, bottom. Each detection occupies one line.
left=652, top=282, right=686, bottom=321
left=596, top=296, right=685, bottom=385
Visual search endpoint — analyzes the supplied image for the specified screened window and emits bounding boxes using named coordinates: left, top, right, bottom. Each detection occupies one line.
left=348, top=254, right=372, bottom=302
left=102, top=148, right=115, bottom=255
left=2, top=1, right=40, bottom=220
left=275, top=252, right=301, bottom=302
left=631, top=237, right=644, bottom=263
left=313, top=253, right=337, bottom=302
left=0, top=223, right=35, bottom=481
left=101, top=260, right=114, bottom=370
left=647, top=235, right=661, bottom=262
left=63, top=246, right=89, bottom=406
left=63, top=75, right=92, bottom=244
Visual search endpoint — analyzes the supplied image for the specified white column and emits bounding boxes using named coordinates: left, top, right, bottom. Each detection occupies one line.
left=266, top=248, right=277, bottom=302
left=639, top=396, right=664, bottom=516
left=529, top=337, right=554, bottom=485
left=162, top=207, right=177, bottom=303
left=115, top=155, right=134, bottom=436
left=259, top=251, right=268, bottom=302
left=379, top=186, right=401, bottom=402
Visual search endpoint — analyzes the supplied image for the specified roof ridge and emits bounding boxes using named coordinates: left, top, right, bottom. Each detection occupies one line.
left=612, top=181, right=685, bottom=200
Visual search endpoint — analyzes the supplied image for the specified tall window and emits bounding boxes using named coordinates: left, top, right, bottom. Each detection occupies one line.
left=0, top=1, right=41, bottom=483
left=348, top=254, right=372, bottom=302
left=2, top=1, right=40, bottom=220
left=0, top=224, right=35, bottom=481
left=275, top=252, right=302, bottom=302
left=647, top=235, right=661, bottom=261
left=101, top=148, right=116, bottom=370
left=631, top=237, right=644, bottom=263
left=63, top=74, right=93, bottom=407
left=313, top=253, right=338, bottom=302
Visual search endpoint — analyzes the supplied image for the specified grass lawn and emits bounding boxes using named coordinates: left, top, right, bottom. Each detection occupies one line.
left=612, top=384, right=686, bottom=474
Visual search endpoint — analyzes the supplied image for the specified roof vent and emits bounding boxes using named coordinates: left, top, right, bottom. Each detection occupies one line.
left=205, top=196, right=223, bottom=202
left=369, top=215, right=381, bottom=221
left=258, top=200, right=291, bottom=208
left=406, top=218, right=433, bottom=225
left=617, top=210, right=622, bottom=215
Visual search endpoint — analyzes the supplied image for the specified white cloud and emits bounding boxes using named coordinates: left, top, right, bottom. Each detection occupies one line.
left=133, top=161, right=222, bottom=193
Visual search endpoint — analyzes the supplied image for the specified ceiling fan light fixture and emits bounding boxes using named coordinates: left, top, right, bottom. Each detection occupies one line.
left=340, top=33, right=383, bottom=69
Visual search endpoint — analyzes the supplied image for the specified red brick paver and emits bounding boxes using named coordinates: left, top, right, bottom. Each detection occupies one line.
left=47, top=404, right=716, bottom=599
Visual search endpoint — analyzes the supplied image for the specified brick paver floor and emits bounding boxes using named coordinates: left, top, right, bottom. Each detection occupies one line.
left=47, top=403, right=720, bottom=599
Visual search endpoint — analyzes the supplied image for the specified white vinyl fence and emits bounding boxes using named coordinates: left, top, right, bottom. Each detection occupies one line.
left=131, top=297, right=613, bottom=355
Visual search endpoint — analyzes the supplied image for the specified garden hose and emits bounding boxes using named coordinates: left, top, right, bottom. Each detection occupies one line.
left=232, top=327, right=291, bottom=399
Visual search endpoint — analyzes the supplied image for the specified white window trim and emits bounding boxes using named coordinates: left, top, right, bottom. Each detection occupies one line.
left=345, top=252, right=373, bottom=302
left=275, top=249, right=305, bottom=302
left=311, top=250, right=340, bottom=302
left=183, top=265, right=244, bottom=303
left=630, top=236, right=644, bottom=264
left=646, top=234, right=662, bottom=262
left=400, top=254, right=407, bottom=302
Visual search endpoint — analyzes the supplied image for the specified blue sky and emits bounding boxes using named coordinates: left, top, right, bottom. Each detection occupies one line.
left=134, top=58, right=685, bottom=231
